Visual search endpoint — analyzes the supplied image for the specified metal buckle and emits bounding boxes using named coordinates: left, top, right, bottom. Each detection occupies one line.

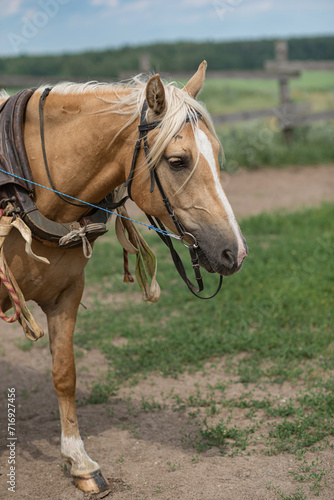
left=180, top=232, right=198, bottom=249
left=0, top=196, right=16, bottom=209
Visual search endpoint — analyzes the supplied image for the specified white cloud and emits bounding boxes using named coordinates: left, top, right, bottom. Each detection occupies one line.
left=245, top=0, right=334, bottom=13
left=183, top=0, right=214, bottom=5
left=239, top=1, right=273, bottom=14
left=122, top=1, right=151, bottom=12
left=90, top=0, right=154, bottom=15
left=90, top=0, right=118, bottom=7
left=0, top=0, right=25, bottom=18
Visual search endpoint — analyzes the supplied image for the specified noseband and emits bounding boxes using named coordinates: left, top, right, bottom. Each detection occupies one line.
left=125, top=101, right=223, bottom=300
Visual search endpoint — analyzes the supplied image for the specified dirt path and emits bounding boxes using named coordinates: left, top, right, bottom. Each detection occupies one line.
left=223, top=164, right=334, bottom=217
left=0, top=165, right=333, bottom=500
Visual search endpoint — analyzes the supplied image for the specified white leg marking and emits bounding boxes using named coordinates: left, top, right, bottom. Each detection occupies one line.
left=61, top=434, right=99, bottom=475
left=194, top=128, right=246, bottom=265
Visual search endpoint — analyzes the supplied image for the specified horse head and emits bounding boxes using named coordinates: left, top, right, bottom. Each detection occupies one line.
left=128, top=62, right=248, bottom=277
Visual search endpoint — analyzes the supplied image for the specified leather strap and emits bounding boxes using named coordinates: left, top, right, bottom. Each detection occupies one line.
left=146, top=214, right=223, bottom=300
left=0, top=89, right=127, bottom=247
left=39, top=87, right=88, bottom=208
left=125, top=101, right=158, bottom=199
left=0, top=89, right=36, bottom=194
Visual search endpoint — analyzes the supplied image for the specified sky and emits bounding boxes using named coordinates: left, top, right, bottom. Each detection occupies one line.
left=0, top=0, right=333, bottom=57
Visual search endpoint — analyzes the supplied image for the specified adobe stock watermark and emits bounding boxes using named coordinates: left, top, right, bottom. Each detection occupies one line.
left=8, top=0, right=73, bottom=53
left=213, top=0, right=243, bottom=21
left=7, top=388, right=16, bottom=493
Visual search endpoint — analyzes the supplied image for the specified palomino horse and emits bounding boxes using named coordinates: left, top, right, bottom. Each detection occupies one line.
left=0, top=62, right=247, bottom=493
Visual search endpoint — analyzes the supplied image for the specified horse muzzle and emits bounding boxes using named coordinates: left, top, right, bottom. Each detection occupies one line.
left=197, top=238, right=248, bottom=277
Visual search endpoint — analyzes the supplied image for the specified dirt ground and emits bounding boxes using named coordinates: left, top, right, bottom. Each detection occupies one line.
left=0, top=164, right=333, bottom=500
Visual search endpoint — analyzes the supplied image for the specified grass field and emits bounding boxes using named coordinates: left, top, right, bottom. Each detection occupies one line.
left=218, top=121, right=334, bottom=171
left=70, top=203, right=334, bottom=472
left=77, top=204, right=334, bottom=388
left=13, top=201, right=334, bottom=496
left=171, top=73, right=334, bottom=170
left=200, top=71, right=334, bottom=114
left=198, top=71, right=334, bottom=170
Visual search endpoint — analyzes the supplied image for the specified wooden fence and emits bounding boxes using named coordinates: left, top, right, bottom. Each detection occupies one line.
left=213, top=107, right=334, bottom=126
left=210, top=41, right=334, bottom=143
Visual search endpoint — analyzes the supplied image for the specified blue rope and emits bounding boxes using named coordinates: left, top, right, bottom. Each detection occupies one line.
left=0, top=167, right=181, bottom=239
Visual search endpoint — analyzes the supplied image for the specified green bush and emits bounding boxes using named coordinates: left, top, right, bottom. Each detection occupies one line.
left=218, top=121, right=334, bottom=170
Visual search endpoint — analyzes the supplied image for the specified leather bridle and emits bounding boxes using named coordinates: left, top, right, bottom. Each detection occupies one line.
left=125, top=100, right=223, bottom=300
left=39, top=91, right=222, bottom=299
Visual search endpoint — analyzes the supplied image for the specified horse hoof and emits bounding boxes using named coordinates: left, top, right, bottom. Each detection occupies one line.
left=72, top=469, right=109, bottom=493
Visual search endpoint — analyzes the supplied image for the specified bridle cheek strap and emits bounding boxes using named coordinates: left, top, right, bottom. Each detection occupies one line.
left=124, top=101, right=159, bottom=200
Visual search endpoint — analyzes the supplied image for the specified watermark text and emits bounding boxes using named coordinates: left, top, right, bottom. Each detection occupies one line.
left=7, top=388, right=16, bottom=493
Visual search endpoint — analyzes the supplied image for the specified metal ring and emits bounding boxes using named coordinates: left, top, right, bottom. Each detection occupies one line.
left=181, top=232, right=198, bottom=249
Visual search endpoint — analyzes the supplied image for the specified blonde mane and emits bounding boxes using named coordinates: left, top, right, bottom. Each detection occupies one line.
left=38, top=75, right=221, bottom=172
left=0, top=89, right=10, bottom=104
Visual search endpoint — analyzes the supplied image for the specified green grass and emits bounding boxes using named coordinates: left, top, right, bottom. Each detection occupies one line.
left=76, top=203, right=334, bottom=388
left=290, top=71, right=334, bottom=113
left=267, top=455, right=332, bottom=499
left=289, top=458, right=331, bottom=496
left=200, top=78, right=278, bottom=114
left=199, top=71, right=334, bottom=115
left=158, top=381, right=334, bottom=457
left=183, top=72, right=334, bottom=168
left=218, top=121, right=334, bottom=170
left=290, top=71, right=334, bottom=93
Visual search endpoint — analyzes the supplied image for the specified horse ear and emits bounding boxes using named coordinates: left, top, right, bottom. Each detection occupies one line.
left=183, top=60, right=207, bottom=99
left=146, top=74, right=166, bottom=115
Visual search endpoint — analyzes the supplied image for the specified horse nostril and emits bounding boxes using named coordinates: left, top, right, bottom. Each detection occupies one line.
left=222, top=249, right=236, bottom=269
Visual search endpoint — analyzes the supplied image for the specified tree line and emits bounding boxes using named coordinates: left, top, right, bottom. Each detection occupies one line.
left=0, top=36, right=333, bottom=79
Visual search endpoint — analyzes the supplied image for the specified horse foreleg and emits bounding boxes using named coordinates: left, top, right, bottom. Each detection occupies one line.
left=42, top=277, right=109, bottom=494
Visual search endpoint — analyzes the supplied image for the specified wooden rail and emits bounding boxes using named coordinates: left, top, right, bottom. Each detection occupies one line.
left=265, top=60, right=334, bottom=72
left=212, top=107, right=334, bottom=126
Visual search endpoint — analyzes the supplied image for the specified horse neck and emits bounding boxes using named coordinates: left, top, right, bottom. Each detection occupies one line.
left=24, top=87, right=137, bottom=223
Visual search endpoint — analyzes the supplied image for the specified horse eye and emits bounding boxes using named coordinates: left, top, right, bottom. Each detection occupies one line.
left=167, top=157, right=187, bottom=169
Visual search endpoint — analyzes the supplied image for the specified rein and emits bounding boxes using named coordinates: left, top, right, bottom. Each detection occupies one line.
left=125, top=101, right=223, bottom=300
left=38, top=91, right=222, bottom=300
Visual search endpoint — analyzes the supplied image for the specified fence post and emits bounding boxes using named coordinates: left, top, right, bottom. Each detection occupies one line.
left=275, top=41, right=294, bottom=145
